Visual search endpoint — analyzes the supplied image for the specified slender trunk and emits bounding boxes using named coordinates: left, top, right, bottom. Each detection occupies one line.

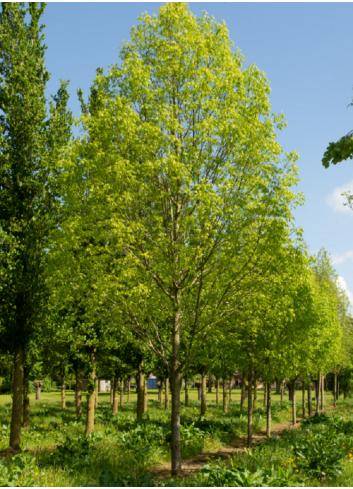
left=308, top=383, right=312, bottom=416
left=240, top=378, right=246, bottom=410
left=321, top=374, right=324, bottom=411
left=112, top=378, right=118, bottom=415
left=120, top=380, right=124, bottom=408
left=223, top=379, right=228, bottom=413
left=292, top=380, right=296, bottom=425
left=137, top=363, right=144, bottom=419
left=248, top=369, right=253, bottom=447
left=127, top=381, right=130, bottom=403
left=85, top=347, right=96, bottom=434
left=315, top=377, right=320, bottom=413
left=23, top=366, right=30, bottom=428
left=61, top=369, right=66, bottom=410
left=334, top=367, right=337, bottom=408
left=110, top=378, right=114, bottom=404
left=201, top=367, right=206, bottom=415
left=302, top=381, right=305, bottom=418
left=263, top=381, right=267, bottom=407
left=281, top=381, right=284, bottom=402
left=229, top=378, right=233, bottom=404
left=160, top=381, right=164, bottom=405
left=266, top=381, right=271, bottom=436
left=10, top=344, right=24, bottom=450
left=170, top=301, right=182, bottom=477
left=143, top=376, right=147, bottom=413
left=165, top=378, right=169, bottom=410
left=253, top=380, right=257, bottom=409
left=184, top=379, right=189, bottom=407
left=208, top=372, right=212, bottom=393
left=216, top=380, right=219, bottom=404
left=276, top=378, right=281, bottom=394
left=76, top=370, right=82, bottom=419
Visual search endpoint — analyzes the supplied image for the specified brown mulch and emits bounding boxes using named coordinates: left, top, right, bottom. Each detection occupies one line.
left=152, top=406, right=337, bottom=481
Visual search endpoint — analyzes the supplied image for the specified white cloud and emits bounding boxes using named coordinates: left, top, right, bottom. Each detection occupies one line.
left=326, top=180, right=353, bottom=214
left=332, top=251, right=353, bottom=265
left=337, top=275, right=353, bottom=306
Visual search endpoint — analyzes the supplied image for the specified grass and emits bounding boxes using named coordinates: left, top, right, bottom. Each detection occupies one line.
left=0, top=388, right=347, bottom=487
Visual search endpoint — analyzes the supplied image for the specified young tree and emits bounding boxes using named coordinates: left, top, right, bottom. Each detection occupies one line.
left=0, top=2, right=72, bottom=450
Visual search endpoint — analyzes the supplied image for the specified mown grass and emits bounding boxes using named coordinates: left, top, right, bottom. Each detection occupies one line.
left=0, top=388, right=345, bottom=487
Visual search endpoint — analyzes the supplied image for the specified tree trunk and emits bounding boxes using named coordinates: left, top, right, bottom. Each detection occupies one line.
left=201, top=367, right=207, bottom=415
left=110, top=378, right=114, bottom=404
left=337, top=381, right=340, bottom=399
left=275, top=378, right=281, bottom=394
left=292, top=380, right=296, bottom=425
left=208, top=372, right=212, bottom=393
left=320, top=374, right=324, bottom=411
left=248, top=369, right=253, bottom=447
left=165, top=378, right=169, bottom=410
left=216, top=380, right=219, bottom=404
left=266, top=381, right=271, bottom=436
left=170, top=302, right=182, bottom=477
left=23, top=366, right=30, bottom=428
left=240, top=378, right=246, bottom=410
left=184, top=378, right=189, bottom=407
left=85, top=347, right=96, bottom=434
left=302, top=381, right=305, bottom=418
left=333, top=370, right=337, bottom=406
left=143, top=376, right=147, bottom=413
left=288, top=382, right=293, bottom=402
left=112, top=378, right=119, bottom=415
left=10, top=344, right=24, bottom=450
left=315, top=377, right=320, bottom=413
left=61, top=369, right=66, bottom=410
left=253, top=379, right=257, bottom=408
left=76, top=370, right=82, bottom=419
left=229, top=377, right=233, bottom=404
left=308, top=383, right=312, bottom=416
left=120, top=380, right=124, bottom=408
left=223, top=379, right=228, bottom=413
left=281, top=381, right=284, bottom=402
left=137, top=363, right=144, bottom=419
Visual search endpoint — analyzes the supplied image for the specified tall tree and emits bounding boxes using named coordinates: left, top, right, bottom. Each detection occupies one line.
left=0, top=2, right=72, bottom=450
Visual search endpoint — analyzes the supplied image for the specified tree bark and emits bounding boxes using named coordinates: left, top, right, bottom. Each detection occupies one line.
left=76, top=370, right=82, bottom=419
left=333, top=369, right=337, bottom=406
left=216, top=379, right=219, bottom=404
left=292, top=380, right=296, bottom=425
left=320, top=374, right=324, bottom=411
left=143, top=376, right=147, bottom=413
left=165, top=378, right=169, bottom=410
left=266, top=381, right=271, bottom=436
left=208, top=371, right=212, bottom=393
left=302, top=381, right=305, bottom=418
left=85, top=347, right=96, bottom=434
left=223, top=379, right=228, bottom=413
left=10, top=344, right=24, bottom=450
left=23, top=366, right=30, bottom=428
left=240, top=377, right=246, bottom=410
left=120, top=380, right=124, bottom=408
left=248, top=369, right=253, bottom=447
left=137, top=362, right=144, bottom=419
left=275, top=378, right=281, bottom=394
left=112, top=378, right=119, bottom=415
left=110, top=377, right=114, bottom=404
left=170, top=301, right=182, bottom=476
left=61, top=369, right=66, bottom=410
left=184, top=378, right=188, bottom=407
left=201, top=367, right=206, bottom=415
left=308, top=383, right=312, bottom=417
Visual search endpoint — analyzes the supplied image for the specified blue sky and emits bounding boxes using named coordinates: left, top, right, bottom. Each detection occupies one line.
left=41, top=2, right=353, bottom=302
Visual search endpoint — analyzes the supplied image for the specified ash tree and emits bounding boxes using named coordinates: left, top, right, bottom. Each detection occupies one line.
left=0, top=2, right=72, bottom=450
left=57, top=3, right=301, bottom=474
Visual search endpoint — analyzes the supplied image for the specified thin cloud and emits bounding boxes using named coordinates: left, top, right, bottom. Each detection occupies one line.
left=332, top=251, right=353, bottom=265
left=326, top=180, right=353, bottom=214
left=337, top=275, right=353, bottom=307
